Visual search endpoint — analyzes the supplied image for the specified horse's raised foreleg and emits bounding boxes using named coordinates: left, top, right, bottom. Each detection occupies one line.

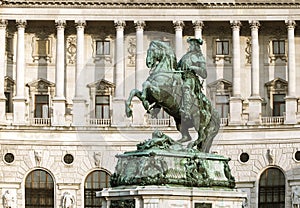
left=125, top=89, right=142, bottom=117
left=141, top=81, right=151, bottom=110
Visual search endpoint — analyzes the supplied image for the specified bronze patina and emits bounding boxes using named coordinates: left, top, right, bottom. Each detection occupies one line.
left=125, top=38, right=220, bottom=152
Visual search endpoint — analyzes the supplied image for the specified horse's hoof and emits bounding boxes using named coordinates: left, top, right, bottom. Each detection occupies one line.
left=126, top=109, right=132, bottom=117
left=177, top=136, right=192, bottom=143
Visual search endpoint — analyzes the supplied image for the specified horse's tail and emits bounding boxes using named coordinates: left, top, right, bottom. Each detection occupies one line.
left=200, top=108, right=221, bottom=153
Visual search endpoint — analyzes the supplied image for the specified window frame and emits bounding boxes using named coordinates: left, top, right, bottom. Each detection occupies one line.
left=95, top=95, right=110, bottom=119
left=84, top=170, right=110, bottom=208
left=95, top=40, right=110, bottom=56
left=25, top=169, right=54, bottom=208
left=34, top=94, right=50, bottom=118
left=216, top=40, right=229, bottom=55
left=258, top=167, right=285, bottom=208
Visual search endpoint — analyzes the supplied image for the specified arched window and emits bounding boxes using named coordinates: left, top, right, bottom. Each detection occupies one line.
left=84, top=170, right=110, bottom=208
left=259, top=167, right=285, bottom=208
left=25, top=169, right=54, bottom=208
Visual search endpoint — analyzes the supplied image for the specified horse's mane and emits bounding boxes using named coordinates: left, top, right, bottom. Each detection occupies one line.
left=150, top=41, right=178, bottom=70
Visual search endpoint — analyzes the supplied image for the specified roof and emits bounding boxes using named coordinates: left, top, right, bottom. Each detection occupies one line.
left=2, top=0, right=300, bottom=8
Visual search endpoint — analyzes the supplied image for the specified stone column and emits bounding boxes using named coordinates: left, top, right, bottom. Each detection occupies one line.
left=248, top=21, right=262, bottom=125
left=134, top=20, right=145, bottom=90
left=193, top=20, right=206, bottom=95
left=13, top=19, right=27, bottom=125
left=285, top=20, right=297, bottom=124
left=229, top=21, right=243, bottom=125
left=193, top=20, right=204, bottom=39
left=52, top=20, right=66, bottom=126
left=173, top=20, right=184, bottom=59
left=131, top=21, right=147, bottom=126
left=0, top=20, right=8, bottom=124
left=114, top=20, right=126, bottom=98
left=72, top=20, right=86, bottom=126
left=112, top=20, right=126, bottom=126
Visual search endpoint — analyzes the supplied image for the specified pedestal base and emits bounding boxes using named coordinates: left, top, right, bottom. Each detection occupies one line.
left=97, top=186, right=246, bottom=208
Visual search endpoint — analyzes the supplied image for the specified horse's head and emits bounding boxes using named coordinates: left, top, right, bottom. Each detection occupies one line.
left=146, top=41, right=161, bottom=69
left=146, top=41, right=177, bottom=72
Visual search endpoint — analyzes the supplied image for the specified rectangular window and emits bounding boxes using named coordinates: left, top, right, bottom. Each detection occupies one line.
left=96, top=41, right=110, bottom=55
left=4, top=92, right=12, bottom=113
left=216, top=40, right=229, bottom=55
left=34, top=95, right=49, bottom=118
left=215, top=95, right=229, bottom=118
left=273, top=94, right=285, bottom=116
left=272, top=40, right=285, bottom=55
left=95, top=95, right=110, bottom=119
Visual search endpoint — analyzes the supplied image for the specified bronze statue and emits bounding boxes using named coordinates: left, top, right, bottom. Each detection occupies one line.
left=125, top=39, right=220, bottom=152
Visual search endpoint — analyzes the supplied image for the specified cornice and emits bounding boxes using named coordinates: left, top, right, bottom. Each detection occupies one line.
left=2, top=1, right=300, bottom=9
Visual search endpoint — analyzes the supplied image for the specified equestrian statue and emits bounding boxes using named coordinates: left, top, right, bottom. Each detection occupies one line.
left=125, top=38, right=220, bottom=152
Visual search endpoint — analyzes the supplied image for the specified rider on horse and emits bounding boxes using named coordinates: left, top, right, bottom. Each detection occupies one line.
left=178, top=38, right=211, bottom=124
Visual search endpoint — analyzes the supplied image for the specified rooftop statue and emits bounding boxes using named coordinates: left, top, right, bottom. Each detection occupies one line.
left=125, top=38, right=220, bottom=152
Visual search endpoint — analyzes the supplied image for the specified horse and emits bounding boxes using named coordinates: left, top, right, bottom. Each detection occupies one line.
left=125, top=40, right=220, bottom=152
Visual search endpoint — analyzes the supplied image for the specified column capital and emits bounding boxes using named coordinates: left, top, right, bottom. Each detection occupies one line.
left=75, top=20, right=86, bottom=28
left=230, top=20, right=242, bottom=30
left=55, top=20, right=66, bottom=29
left=134, top=20, right=145, bottom=31
left=192, top=20, right=204, bottom=30
left=0, top=19, right=8, bottom=29
left=286, top=20, right=296, bottom=29
left=173, top=20, right=184, bottom=31
left=16, top=19, right=27, bottom=28
left=114, top=20, right=126, bottom=30
left=249, top=20, right=260, bottom=29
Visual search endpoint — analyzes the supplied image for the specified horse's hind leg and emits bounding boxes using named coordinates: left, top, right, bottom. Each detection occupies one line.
left=175, top=119, right=192, bottom=143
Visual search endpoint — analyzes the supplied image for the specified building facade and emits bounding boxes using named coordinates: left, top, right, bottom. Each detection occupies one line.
left=1, top=0, right=300, bottom=207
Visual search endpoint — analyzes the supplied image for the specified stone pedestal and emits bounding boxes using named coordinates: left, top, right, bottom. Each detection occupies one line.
left=72, top=97, right=86, bottom=126
left=229, top=97, right=243, bottom=125
left=285, top=96, right=297, bottom=124
left=13, top=97, right=26, bottom=125
left=97, top=186, right=246, bottom=208
left=247, top=96, right=262, bottom=125
left=131, top=99, right=147, bottom=126
left=52, top=97, right=66, bottom=126
left=111, top=98, right=127, bottom=126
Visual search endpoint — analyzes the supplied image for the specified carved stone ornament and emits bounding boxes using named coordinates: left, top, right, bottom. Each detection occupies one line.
left=67, top=36, right=76, bottom=64
left=62, top=192, right=75, bottom=208
left=127, top=37, right=136, bottom=66
left=293, top=186, right=300, bottom=208
left=94, top=152, right=101, bottom=167
left=34, top=150, right=42, bottom=166
left=2, top=190, right=15, bottom=208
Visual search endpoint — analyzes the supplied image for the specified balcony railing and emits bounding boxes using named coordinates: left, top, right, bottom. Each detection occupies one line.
left=30, top=118, right=51, bottom=126
left=261, top=116, right=284, bottom=125
left=220, top=118, right=229, bottom=126
left=88, top=118, right=111, bottom=126
left=147, top=118, right=171, bottom=126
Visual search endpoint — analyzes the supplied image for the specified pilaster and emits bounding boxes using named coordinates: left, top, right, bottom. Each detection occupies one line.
left=173, top=20, right=184, bottom=59
left=13, top=19, right=27, bottom=125
left=229, top=21, right=243, bottom=125
left=73, top=20, right=87, bottom=126
left=248, top=21, right=262, bottom=125
left=134, top=20, right=145, bottom=90
left=0, top=20, right=8, bottom=124
left=53, top=20, right=66, bottom=126
left=285, top=20, right=297, bottom=124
